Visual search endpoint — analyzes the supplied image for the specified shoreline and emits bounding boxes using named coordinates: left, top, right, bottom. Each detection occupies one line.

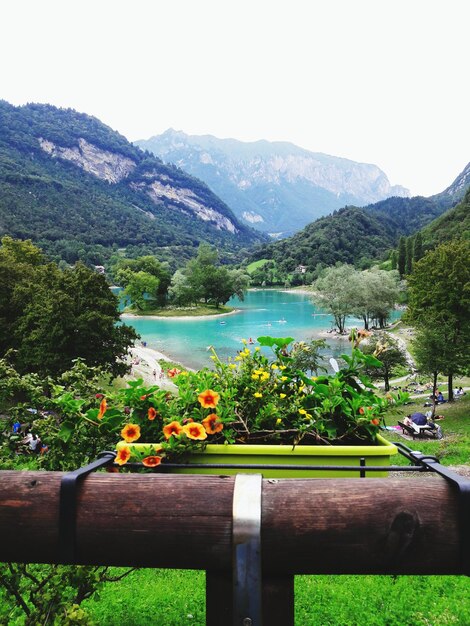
left=121, top=308, right=240, bottom=321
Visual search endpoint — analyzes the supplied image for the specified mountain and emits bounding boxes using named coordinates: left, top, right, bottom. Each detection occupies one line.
left=135, top=129, right=410, bottom=237
left=249, top=162, right=470, bottom=274
left=420, top=187, right=470, bottom=248
left=0, top=101, right=265, bottom=265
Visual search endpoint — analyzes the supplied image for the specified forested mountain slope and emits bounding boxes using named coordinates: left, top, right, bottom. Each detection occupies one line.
left=0, top=101, right=265, bottom=264
left=249, top=162, right=470, bottom=273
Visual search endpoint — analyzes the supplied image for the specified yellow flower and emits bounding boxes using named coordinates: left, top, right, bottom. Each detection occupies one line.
left=235, top=356, right=242, bottom=361
left=115, top=446, right=131, bottom=466
left=298, top=409, right=307, bottom=415
left=120, top=423, right=141, bottom=443
left=163, top=421, right=183, bottom=439
left=197, top=389, right=220, bottom=408
left=299, top=385, right=305, bottom=393
left=202, top=413, right=224, bottom=434
left=254, top=392, right=263, bottom=398
left=261, top=372, right=270, bottom=381
left=279, top=365, right=286, bottom=370
left=182, top=422, right=208, bottom=440
left=276, top=418, right=282, bottom=425
left=229, top=364, right=237, bottom=369
left=271, top=364, right=279, bottom=370
left=311, top=376, right=318, bottom=382
left=279, top=393, right=286, bottom=399
left=255, top=347, right=260, bottom=352
left=242, top=339, right=247, bottom=345
left=281, top=376, right=288, bottom=382
left=251, top=373, right=259, bottom=380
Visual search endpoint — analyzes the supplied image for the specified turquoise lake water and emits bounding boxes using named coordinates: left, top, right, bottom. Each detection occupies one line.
left=122, top=289, right=382, bottom=370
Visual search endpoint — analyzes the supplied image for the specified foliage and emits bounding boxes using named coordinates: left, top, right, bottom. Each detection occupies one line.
left=289, top=338, right=328, bottom=374
left=0, top=100, right=265, bottom=266
left=0, top=237, right=138, bottom=376
left=168, top=243, right=250, bottom=308
left=361, top=332, right=408, bottom=391
left=0, top=360, right=138, bottom=625
left=76, top=568, right=470, bottom=626
left=88, top=331, right=410, bottom=468
left=406, top=240, right=470, bottom=399
left=311, top=265, right=401, bottom=333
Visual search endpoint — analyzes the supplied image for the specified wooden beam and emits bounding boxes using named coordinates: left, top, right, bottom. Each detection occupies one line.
left=0, top=471, right=463, bottom=574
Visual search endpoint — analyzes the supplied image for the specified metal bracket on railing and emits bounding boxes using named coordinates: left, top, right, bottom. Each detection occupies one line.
left=232, top=473, right=263, bottom=626
left=394, top=443, right=470, bottom=576
left=59, top=451, right=116, bottom=564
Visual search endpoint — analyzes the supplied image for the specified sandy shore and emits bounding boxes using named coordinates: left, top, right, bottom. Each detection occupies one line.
left=124, top=345, right=183, bottom=389
left=121, top=309, right=240, bottom=321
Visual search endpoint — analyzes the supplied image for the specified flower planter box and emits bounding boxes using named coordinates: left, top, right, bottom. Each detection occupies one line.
left=117, top=434, right=397, bottom=478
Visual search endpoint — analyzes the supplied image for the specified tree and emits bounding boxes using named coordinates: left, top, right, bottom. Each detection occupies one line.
left=289, top=339, right=327, bottom=374
left=413, top=232, right=423, bottom=263
left=0, top=238, right=138, bottom=377
left=312, top=265, right=357, bottom=333
left=123, top=270, right=159, bottom=311
left=406, top=240, right=470, bottom=400
left=361, top=332, right=408, bottom=391
left=114, top=255, right=171, bottom=307
left=15, top=263, right=138, bottom=377
left=397, top=236, right=406, bottom=277
left=351, top=269, right=401, bottom=330
left=405, top=237, right=413, bottom=275
left=183, top=244, right=250, bottom=307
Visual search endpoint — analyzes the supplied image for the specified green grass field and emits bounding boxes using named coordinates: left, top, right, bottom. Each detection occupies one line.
left=79, top=568, right=470, bottom=626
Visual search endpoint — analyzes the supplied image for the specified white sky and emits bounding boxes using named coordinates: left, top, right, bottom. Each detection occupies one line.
left=1, top=0, right=469, bottom=196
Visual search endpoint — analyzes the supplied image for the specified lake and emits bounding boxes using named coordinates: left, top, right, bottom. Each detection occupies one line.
left=122, top=289, right=376, bottom=370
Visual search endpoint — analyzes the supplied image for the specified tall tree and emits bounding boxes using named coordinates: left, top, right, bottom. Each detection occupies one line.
left=397, top=236, right=406, bottom=277
left=406, top=240, right=470, bottom=400
left=312, top=265, right=357, bottom=333
left=413, top=231, right=424, bottom=263
left=405, top=237, right=413, bottom=275
left=0, top=238, right=137, bottom=376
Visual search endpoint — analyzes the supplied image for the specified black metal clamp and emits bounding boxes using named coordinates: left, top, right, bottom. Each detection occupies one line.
left=58, top=451, right=116, bottom=564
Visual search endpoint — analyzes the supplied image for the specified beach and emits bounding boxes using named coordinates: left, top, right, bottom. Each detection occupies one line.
left=125, top=345, right=181, bottom=389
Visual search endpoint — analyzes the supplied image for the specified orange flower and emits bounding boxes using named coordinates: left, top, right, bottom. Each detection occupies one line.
left=120, top=423, right=141, bottom=443
left=148, top=407, right=157, bottom=421
left=167, top=368, right=182, bottom=378
left=371, top=418, right=380, bottom=426
left=115, top=446, right=131, bottom=465
left=97, top=398, right=107, bottom=419
left=359, top=407, right=365, bottom=415
left=202, top=413, right=223, bottom=434
left=142, top=456, right=162, bottom=467
left=197, top=389, right=220, bottom=408
left=163, top=420, right=184, bottom=439
left=182, top=422, right=208, bottom=440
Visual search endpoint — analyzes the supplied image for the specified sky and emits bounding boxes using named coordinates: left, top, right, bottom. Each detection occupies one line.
left=1, top=0, right=469, bottom=197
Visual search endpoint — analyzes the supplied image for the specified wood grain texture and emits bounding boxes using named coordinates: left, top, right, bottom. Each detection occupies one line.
left=0, top=472, right=463, bottom=574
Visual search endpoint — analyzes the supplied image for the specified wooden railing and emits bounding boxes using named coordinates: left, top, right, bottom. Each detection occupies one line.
left=0, top=469, right=468, bottom=626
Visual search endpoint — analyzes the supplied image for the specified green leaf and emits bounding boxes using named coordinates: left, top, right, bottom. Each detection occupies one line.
left=57, top=421, right=75, bottom=442
left=257, top=336, right=294, bottom=349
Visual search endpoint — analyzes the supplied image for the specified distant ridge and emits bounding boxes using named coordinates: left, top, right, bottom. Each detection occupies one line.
left=247, top=161, right=470, bottom=273
left=136, top=129, right=410, bottom=237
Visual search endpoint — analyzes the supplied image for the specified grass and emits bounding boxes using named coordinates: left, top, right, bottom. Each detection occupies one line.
left=78, top=568, right=470, bottom=626
left=246, top=258, right=270, bottom=274
left=123, top=304, right=234, bottom=317
left=382, top=392, right=470, bottom=466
